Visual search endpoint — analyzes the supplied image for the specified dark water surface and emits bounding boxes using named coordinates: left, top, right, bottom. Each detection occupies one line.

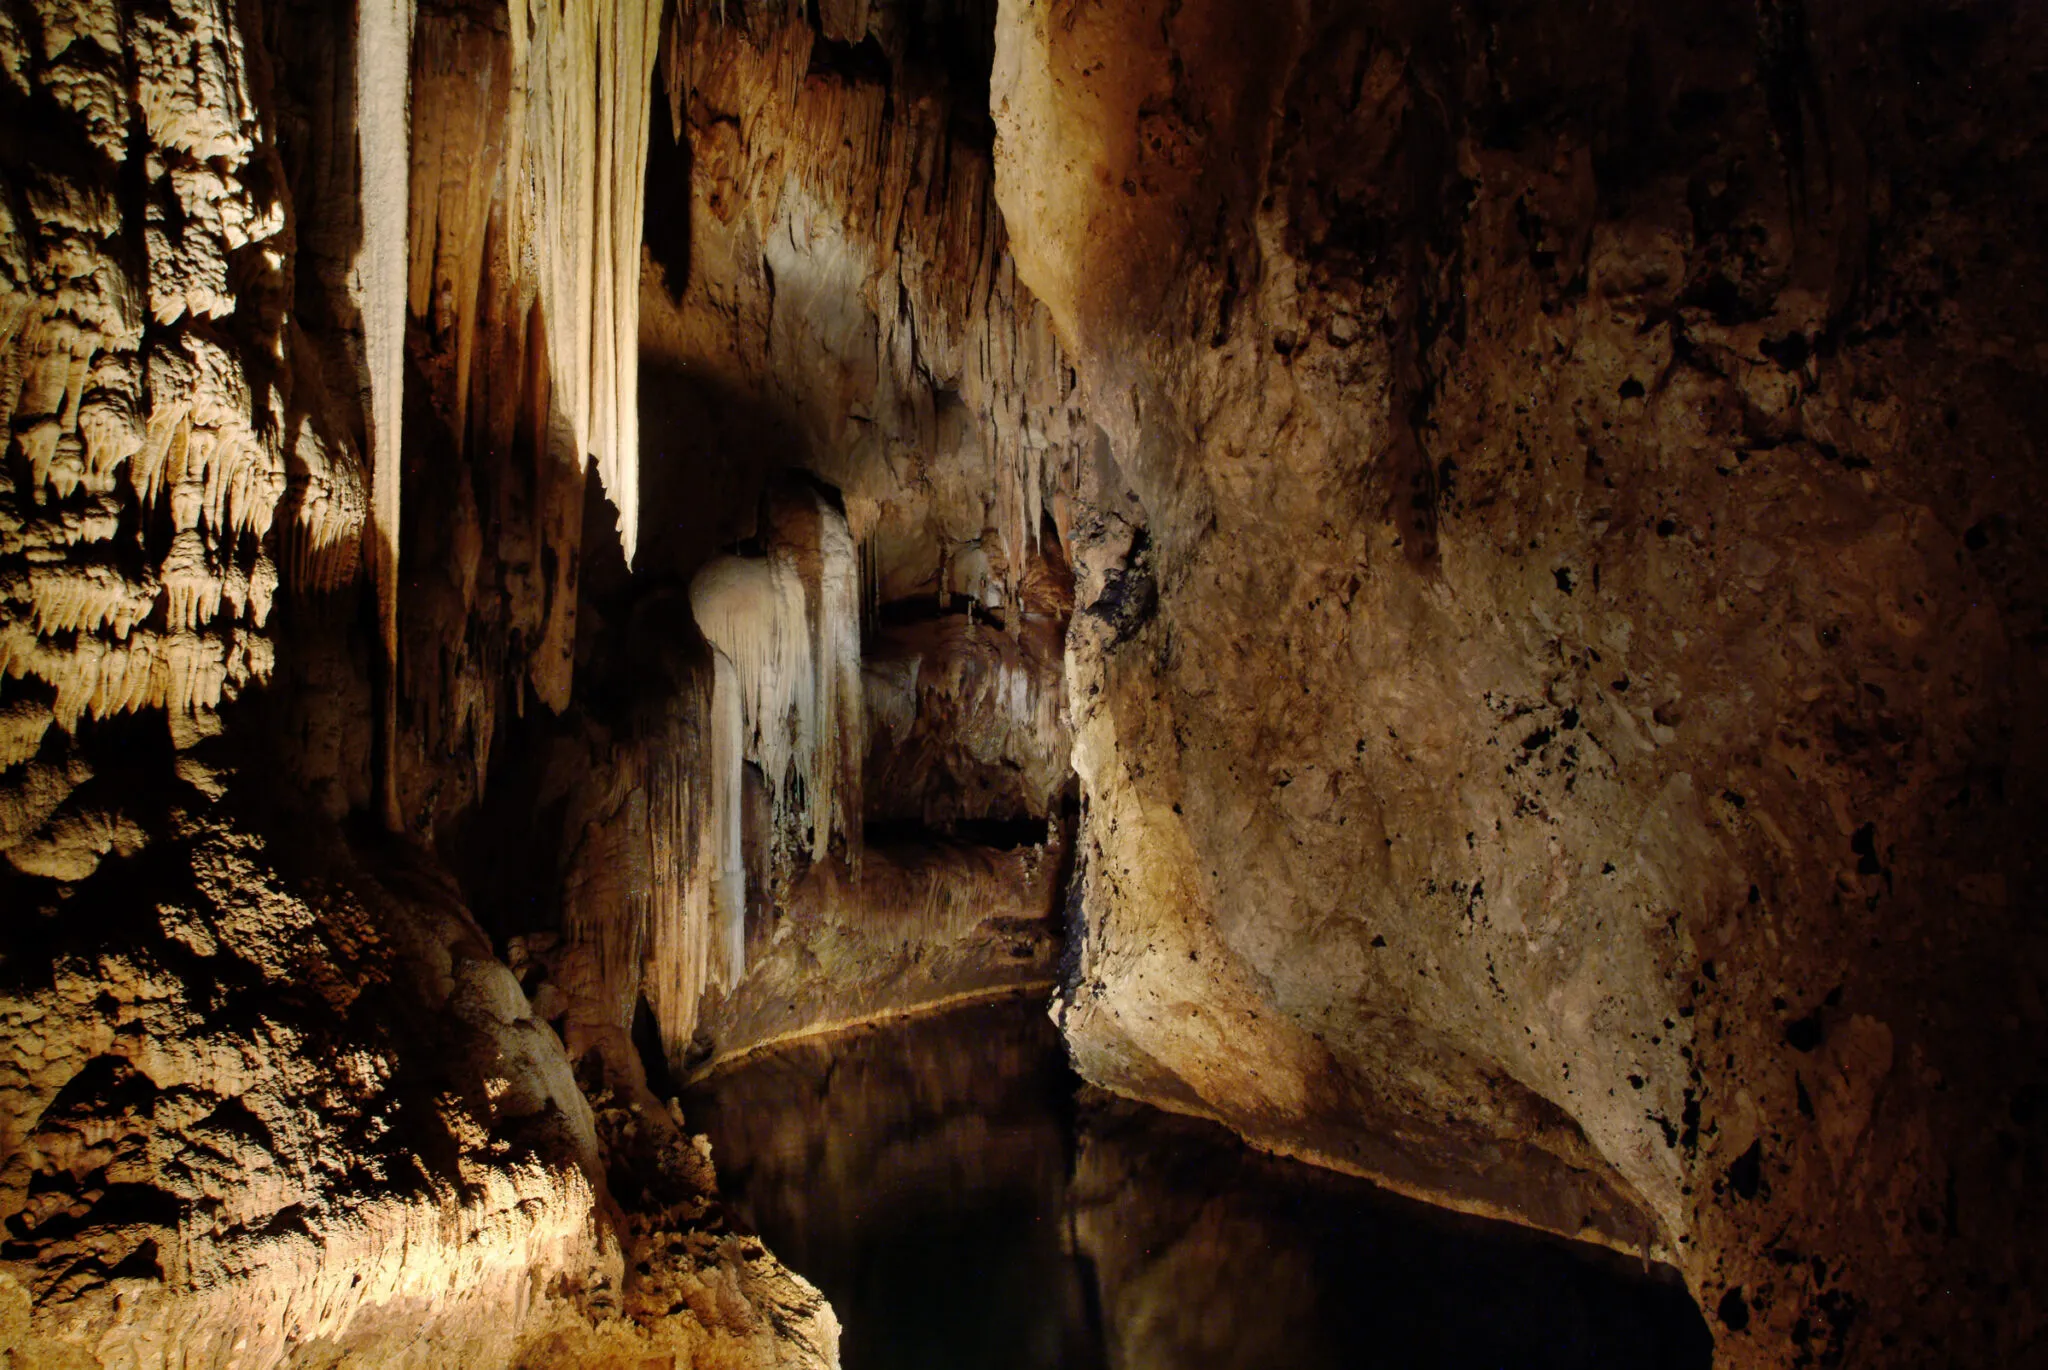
left=682, top=1000, right=1712, bottom=1370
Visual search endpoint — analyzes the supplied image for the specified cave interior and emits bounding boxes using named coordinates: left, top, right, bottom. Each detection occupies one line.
left=0, top=0, right=2045, bottom=1367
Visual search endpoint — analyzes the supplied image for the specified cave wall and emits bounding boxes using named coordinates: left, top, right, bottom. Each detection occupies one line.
left=639, top=0, right=1085, bottom=602
left=0, top=770, right=837, bottom=1368
left=0, top=0, right=350, bottom=754
left=0, top=0, right=842, bottom=1362
left=6, top=0, right=2046, bottom=1364
left=993, top=1, right=2048, bottom=1365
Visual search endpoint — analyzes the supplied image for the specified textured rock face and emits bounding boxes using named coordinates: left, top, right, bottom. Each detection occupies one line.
left=5, top=0, right=1077, bottom=1353
left=994, top=1, right=2048, bottom=1365
left=0, top=0, right=838, bottom=1361
left=0, top=749, right=836, bottom=1367
left=540, top=0, right=1087, bottom=1080
left=6, top=0, right=2046, bottom=1363
left=0, top=0, right=336, bottom=746
left=640, top=0, right=1087, bottom=604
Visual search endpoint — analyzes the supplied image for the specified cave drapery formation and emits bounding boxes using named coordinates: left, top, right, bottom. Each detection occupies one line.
left=1, top=0, right=2044, bottom=1366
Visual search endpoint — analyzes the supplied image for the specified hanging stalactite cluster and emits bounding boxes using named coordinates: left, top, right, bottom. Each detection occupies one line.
left=688, top=489, right=865, bottom=990
left=0, top=0, right=324, bottom=740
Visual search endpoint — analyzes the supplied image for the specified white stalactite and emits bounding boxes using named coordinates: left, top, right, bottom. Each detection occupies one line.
left=687, top=497, right=867, bottom=992
left=510, top=0, right=661, bottom=565
left=355, top=0, right=414, bottom=826
left=643, top=733, right=717, bottom=1047
left=813, top=499, right=864, bottom=865
left=707, top=648, right=746, bottom=986
left=692, top=557, right=807, bottom=990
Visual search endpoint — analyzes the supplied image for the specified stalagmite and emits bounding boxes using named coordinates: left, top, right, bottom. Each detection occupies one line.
left=356, top=0, right=414, bottom=825
left=510, top=0, right=661, bottom=565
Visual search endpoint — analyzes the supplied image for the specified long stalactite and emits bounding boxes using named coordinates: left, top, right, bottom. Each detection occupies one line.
left=684, top=492, right=865, bottom=1003
left=356, top=0, right=415, bottom=828
left=511, top=0, right=661, bottom=566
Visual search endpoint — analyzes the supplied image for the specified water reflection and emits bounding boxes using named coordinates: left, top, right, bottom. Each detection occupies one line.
left=683, top=1000, right=1712, bottom=1370
left=682, top=1001, right=1099, bottom=1369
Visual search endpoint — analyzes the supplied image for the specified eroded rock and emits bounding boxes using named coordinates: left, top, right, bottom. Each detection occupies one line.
left=994, top=1, right=2048, bottom=1364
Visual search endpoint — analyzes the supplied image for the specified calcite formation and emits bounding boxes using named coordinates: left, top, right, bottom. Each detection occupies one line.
left=0, top=767, right=837, bottom=1367
left=640, top=0, right=1090, bottom=608
left=3, top=0, right=2044, bottom=1365
left=358, top=0, right=414, bottom=824
left=0, top=0, right=315, bottom=747
left=512, top=0, right=663, bottom=566
left=539, top=0, right=1086, bottom=1080
left=0, top=0, right=835, bottom=1363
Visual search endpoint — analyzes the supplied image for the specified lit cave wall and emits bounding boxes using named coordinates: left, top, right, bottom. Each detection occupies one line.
left=1, top=2, right=2044, bottom=1367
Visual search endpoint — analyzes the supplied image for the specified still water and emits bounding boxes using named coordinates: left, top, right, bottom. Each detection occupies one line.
left=682, top=1000, right=1712, bottom=1370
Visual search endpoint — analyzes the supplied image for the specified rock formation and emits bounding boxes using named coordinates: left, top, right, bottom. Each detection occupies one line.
left=0, top=0, right=838, bottom=1361
left=1, top=0, right=303, bottom=738
left=993, top=2, right=2048, bottom=1365
left=0, top=770, right=836, bottom=1367
left=2, top=0, right=2044, bottom=1365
